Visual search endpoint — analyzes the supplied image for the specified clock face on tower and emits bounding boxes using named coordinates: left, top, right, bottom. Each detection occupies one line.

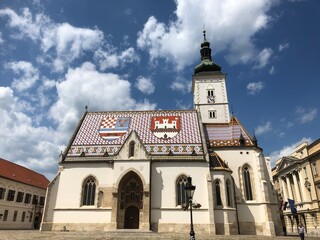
left=207, top=95, right=215, bottom=103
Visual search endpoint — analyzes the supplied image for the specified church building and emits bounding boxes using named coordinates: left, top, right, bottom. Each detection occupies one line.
left=41, top=32, right=281, bottom=236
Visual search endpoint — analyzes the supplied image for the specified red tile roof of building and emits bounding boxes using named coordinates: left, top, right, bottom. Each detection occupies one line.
left=0, top=158, right=49, bottom=190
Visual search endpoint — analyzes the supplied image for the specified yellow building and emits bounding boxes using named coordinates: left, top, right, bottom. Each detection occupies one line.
left=272, top=139, right=320, bottom=237
left=0, top=158, right=49, bottom=229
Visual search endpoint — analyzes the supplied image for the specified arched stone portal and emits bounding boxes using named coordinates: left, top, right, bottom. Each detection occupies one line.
left=115, top=171, right=149, bottom=230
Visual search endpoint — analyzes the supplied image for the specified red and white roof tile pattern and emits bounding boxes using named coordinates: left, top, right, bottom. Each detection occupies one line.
left=68, top=110, right=203, bottom=156
left=204, top=116, right=253, bottom=147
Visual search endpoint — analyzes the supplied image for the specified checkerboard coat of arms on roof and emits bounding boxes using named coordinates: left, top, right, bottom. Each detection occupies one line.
left=99, top=117, right=131, bottom=141
left=151, top=116, right=181, bottom=139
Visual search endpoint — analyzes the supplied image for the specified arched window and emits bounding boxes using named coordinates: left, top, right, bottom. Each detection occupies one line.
left=82, top=176, right=96, bottom=206
left=176, top=175, right=188, bottom=206
left=226, top=179, right=232, bottom=207
left=129, top=141, right=135, bottom=158
left=243, top=166, right=253, bottom=200
left=215, top=180, right=222, bottom=206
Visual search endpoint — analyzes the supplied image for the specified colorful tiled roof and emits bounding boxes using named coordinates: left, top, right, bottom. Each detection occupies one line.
left=209, top=152, right=232, bottom=172
left=0, top=158, right=49, bottom=189
left=204, top=116, right=254, bottom=147
left=67, top=110, right=203, bottom=157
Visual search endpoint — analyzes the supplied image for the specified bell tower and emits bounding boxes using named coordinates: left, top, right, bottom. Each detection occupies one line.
left=192, top=31, right=230, bottom=124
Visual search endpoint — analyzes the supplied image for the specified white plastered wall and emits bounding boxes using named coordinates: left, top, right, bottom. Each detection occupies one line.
left=150, top=161, right=210, bottom=224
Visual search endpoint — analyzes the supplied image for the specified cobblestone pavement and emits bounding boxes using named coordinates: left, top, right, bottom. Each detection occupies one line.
left=0, top=230, right=317, bottom=240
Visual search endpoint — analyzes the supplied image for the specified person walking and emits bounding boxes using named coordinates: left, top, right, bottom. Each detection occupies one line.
left=298, top=224, right=306, bottom=240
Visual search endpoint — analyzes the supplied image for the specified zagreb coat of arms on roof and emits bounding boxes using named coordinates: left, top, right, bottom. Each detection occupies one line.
left=151, top=116, right=181, bottom=139
left=99, top=117, right=131, bottom=141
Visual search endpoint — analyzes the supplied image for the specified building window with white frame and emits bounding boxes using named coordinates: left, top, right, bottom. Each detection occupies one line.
left=16, top=191, right=24, bottom=203
left=7, top=189, right=15, bottom=201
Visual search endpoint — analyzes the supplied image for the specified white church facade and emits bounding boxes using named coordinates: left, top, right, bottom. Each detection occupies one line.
left=41, top=32, right=281, bottom=236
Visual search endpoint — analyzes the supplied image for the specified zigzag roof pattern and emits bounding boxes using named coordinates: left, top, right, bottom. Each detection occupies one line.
left=67, top=110, right=203, bottom=157
left=204, top=116, right=254, bottom=147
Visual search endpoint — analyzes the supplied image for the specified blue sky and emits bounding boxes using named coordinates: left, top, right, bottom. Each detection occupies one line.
left=0, top=0, right=319, bottom=180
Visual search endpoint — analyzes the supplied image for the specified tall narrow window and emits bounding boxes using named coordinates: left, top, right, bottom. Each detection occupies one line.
left=176, top=175, right=188, bottom=206
left=226, top=179, right=232, bottom=207
left=16, top=192, right=24, bottom=203
left=82, top=177, right=96, bottom=206
left=129, top=141, right=135, bottom=158
left=21, top=211, right=26, bottom=222
left=207, top=88, right=215, bottom=103
left=32, top=195, right=38, bottom=204
left=3, top=210, right=8, bottom=221
left=39, top=196, right=45, bottom=206
left=0, top=187, right=5, bottom=199
left=24, top=193, right=31, bottom=204
left=7, top=190, right=15, bottom=201
left=13, top=211, right=17, bottom=221
left=243, top=166, right=253, bottom=200
left=215, top=180, right=222, bottom=206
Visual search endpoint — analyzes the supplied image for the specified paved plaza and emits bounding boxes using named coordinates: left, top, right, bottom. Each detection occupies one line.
left=0, top=230, right=316, bottom=240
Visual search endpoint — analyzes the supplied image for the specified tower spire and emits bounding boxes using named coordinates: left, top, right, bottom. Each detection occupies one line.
left=194, top=31, right=221, bottom=74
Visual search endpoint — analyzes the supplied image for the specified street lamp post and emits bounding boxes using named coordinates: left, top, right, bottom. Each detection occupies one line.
left=185, top=176, right=196, bottom=240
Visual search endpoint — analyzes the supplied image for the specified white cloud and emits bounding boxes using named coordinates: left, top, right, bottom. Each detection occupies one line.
left=268, top=137, right=312, bottom=167
left=36, top=77, right=56, bottom=107
left=295, top=106, right=318, bottom=124
left=247, top=81, right=264, bottom=95
left=0, top=8, right=50, bottom=41
left=269, top=66, right=276, bottom=75
left=135, top=76, right=154, bottom=95
left=0, top=32, right=4, bottom=44
left=0, top=86, right=59, bottom=179
left=170, top=77, right=191, bottom=94
left=254, top=48, right=273, bottom=69
left=94, top=46, right=140, bottom=71
left=255, top=121, right=272, bottom=135
left=5, top=61, right=39, bottom=92
left=41, top=22, right=104, bottom=72
left=278, top=42, right=289, bottom=52
left=137, top=0, right=275, bottom=70
left=1, top=7, right=141, bottom=73
left=49, top=62, right=156, bottom=142
left=0, top=8, right=105, bottom=72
